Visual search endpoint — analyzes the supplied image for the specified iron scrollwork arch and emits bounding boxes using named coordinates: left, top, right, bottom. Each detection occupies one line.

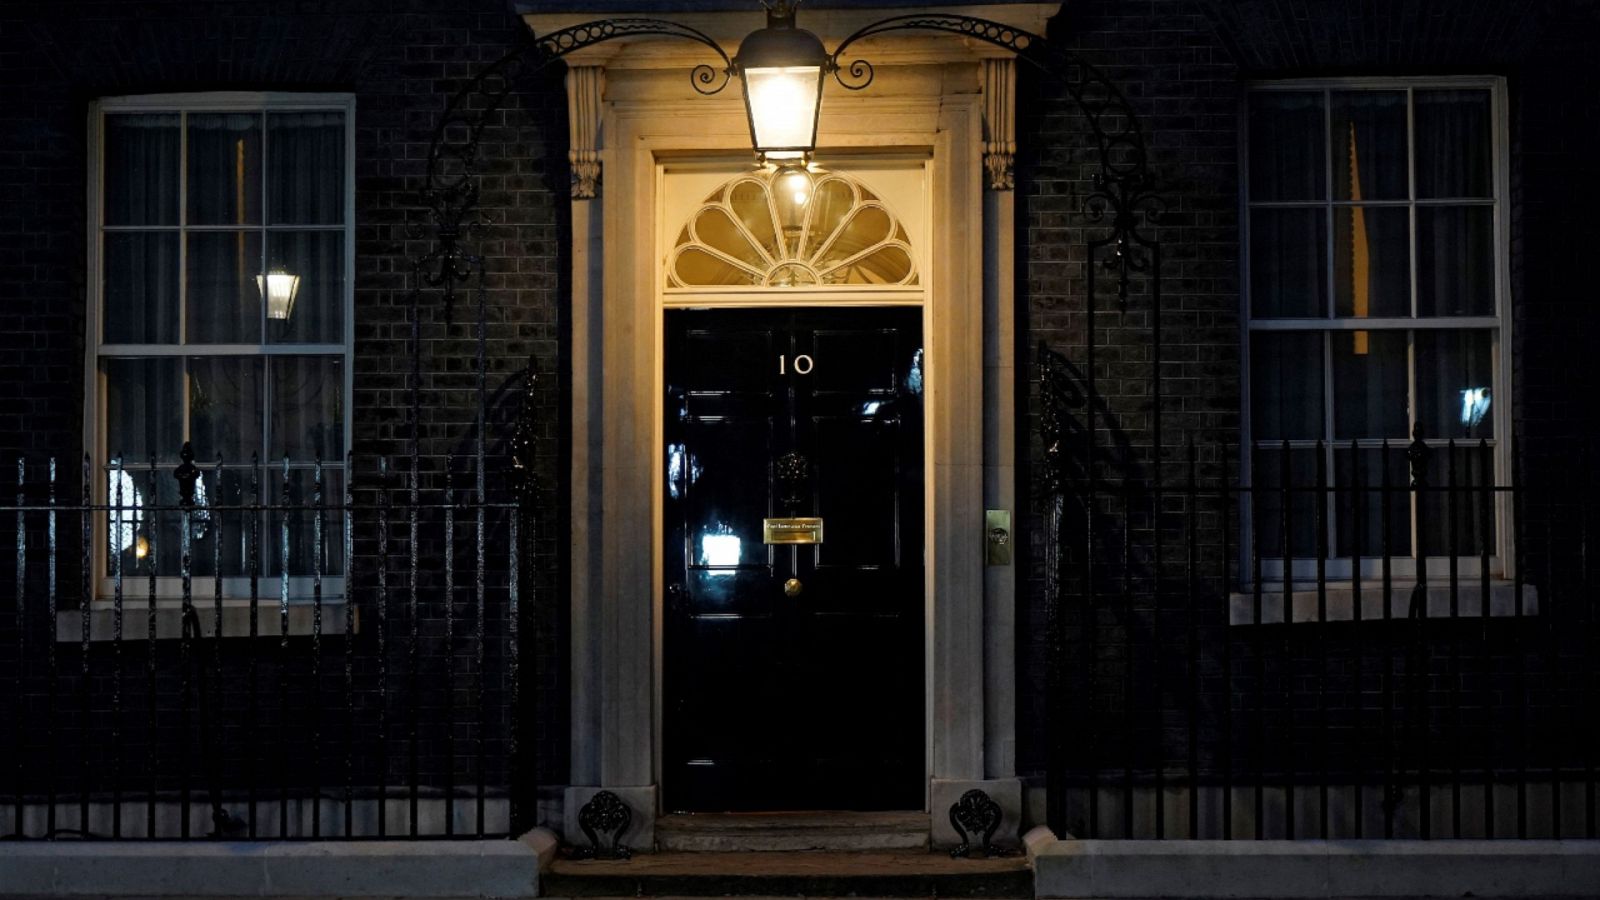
left=413, top=19, right=733, bottom=320
left=825, top=14, right=1165, bottom=303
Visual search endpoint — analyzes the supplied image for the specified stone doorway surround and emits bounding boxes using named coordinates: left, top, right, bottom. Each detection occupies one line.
left=518, top=2, right=1059, bottom=850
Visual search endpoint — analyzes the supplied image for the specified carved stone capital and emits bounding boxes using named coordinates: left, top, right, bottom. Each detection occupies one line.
left=982, top=58, right=1016, bottom=191
left=566, top=65, right=605, bottom=199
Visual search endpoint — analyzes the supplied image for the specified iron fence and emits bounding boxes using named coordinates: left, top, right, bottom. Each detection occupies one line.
left=1038, top=348, right=1597, bottom=840
left=1, top=442, right=534, bottom=840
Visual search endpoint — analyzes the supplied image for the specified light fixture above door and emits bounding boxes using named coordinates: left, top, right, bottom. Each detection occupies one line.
left=731, top=1, right=829, bottom=163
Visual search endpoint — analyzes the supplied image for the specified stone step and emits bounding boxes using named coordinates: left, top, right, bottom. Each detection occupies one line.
left=543, top=848, right=1032, bottom=898
left=655, top=811, right=929, bottom=852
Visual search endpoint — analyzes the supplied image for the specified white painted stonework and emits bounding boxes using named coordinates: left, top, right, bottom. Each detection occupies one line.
left=520, top=3, right=1058, bottom=849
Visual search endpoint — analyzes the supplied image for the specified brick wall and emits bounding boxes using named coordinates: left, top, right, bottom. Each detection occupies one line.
left=0, top=0, right=572, bottom=830
left=2, top=0, right=1597, bottom=839
left=1016, top=0, right=1244, bottom=780
left=1015, top=0, right=1600, bottom=837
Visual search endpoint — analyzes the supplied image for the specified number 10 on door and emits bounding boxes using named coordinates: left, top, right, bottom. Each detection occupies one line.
left=778, top=354, right=814, bottom=375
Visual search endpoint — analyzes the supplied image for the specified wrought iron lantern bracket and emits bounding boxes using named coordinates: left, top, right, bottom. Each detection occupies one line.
left=412, top=9, right=1168, bottom=320
left=413, top=18, right=734, bottom=321
left=824, top=13, right=1167, bottom=304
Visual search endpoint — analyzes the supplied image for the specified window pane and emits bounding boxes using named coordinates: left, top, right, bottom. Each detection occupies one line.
left=103, top=231, right=179, bottom=344
left=270, top=357, right=343, bottom=461
left=105, top=465, right=182, bottom=577
left=189, top=468, right=256, bottom=578
left=1250, top=208, right=1326, bottom=317
left=1417, top=206, right=1494, bottom=316
left=1330, top=91, right=1407, bottom=201
left=1251, top=332, right=1324, bottom=441
left=1252, top=447, right=1320, bottom=560
left=186, top=231, right=262, bottom=343
left=104, top=114, right=179, bottom=226
left=1248, top=92, right=1325, bottom=202
left=267, top=111, right=345, bottom=225
left=187, top=113, right=261, bottom=225
left=1415, top=330, right=1494, bottom=441
left=1420, top=444, right=1496, bottom=557
left=1332, top=330, right=1407, bottom=440
left=1415, top=90, right=1492, bottom=199
left=1334, top=447, right=1412, bottom=558
left=1333, top=206, right=1409, bottom=318
left=104, top=358, right=181, bottom=461
left=267, top=468, right=346, bottom=577
left=188, top=356, right=263, bottom=464
left=265, top=230, right=343, bottom=344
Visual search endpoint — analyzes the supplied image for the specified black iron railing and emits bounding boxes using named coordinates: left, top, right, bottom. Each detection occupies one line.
left=1038, top=346, right=1597, bottom=840
left=1, top=441, right=534, bottom=840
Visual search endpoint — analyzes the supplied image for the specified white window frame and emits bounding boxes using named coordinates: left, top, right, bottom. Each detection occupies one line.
left=1239, top=76, right=1514, bottom=585
left=84, top=92, right=356, bottom=606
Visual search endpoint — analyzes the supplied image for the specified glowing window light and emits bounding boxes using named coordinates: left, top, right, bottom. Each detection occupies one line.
left=700, top=533, right=742, bottom=573
left=107, top=467, right=210, bottom=558
left=1460, top=387, right=1491, bottom=428
left=257, top=267, right=301, bottom=321
left=107, top=468, right=142, bottom=553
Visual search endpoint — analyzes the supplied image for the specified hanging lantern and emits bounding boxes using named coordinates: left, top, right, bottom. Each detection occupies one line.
left=257, top=266, right=301, bottom=321
left=734, top=1, right=828, bottom=163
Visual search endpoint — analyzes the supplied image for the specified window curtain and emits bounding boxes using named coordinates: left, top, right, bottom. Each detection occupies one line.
left=103, top=115, right=181, bottom=344
left=267, top=112, right=345, bottom=225
left=1416, top=91, right=1494, bottom=317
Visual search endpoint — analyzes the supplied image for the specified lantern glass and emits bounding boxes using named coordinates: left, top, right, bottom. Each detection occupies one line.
left=257, top=268, right=301, bottom=321
left=772, top=163, right=813, bottom=240
left=743, top=65, right=821, bottom=160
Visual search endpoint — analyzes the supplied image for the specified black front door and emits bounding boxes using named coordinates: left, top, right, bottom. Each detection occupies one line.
left=663, top=307, right=925, bottom=812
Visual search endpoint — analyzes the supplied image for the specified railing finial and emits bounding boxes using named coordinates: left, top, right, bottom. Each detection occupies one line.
left=175, top=441, right=199, bottom=509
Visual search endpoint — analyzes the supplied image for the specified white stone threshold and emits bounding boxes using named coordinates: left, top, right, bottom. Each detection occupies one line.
left=0, top=829, right=558, bottom=898
left=1028, top=832, right=1600, bottom=898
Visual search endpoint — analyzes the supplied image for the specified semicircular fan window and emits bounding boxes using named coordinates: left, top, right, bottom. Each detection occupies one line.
left=667, top=169, right=919, bottom=289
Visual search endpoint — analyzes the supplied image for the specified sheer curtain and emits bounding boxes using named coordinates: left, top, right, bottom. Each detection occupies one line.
left=103, top=115, right=180, bottom=344
left=267, top=112, right=346, bottom=345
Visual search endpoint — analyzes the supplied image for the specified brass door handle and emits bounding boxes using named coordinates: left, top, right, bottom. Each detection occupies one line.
left=783, top=577, right=803, bottom=598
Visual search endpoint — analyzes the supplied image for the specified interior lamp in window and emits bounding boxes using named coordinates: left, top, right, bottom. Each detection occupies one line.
left=1460, top=387, right=1491, bottom=428
left=257, top=266, right=301, bottom=320
left=734, top=0, right=827, bottom=164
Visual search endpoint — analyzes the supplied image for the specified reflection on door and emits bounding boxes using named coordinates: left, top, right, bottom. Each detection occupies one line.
left=663, top=307, right=925, bottom=812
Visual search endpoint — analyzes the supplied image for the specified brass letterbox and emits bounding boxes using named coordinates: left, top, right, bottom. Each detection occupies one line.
left=763, top=517, right=824, bottom=544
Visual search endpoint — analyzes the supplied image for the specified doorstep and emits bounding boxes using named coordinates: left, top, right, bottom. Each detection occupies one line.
left=655, top=810, right=929, bottom=851
left=542, top=848, right=1032, bottom=897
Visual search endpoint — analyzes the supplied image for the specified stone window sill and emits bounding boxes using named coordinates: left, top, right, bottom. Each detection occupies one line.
left=56, top=600, right=357, bottom=642
left=1229, top=580, right=1539, bottom=626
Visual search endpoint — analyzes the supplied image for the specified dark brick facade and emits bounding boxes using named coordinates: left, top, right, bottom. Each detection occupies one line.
left=2, top=0, right=1597, bottom=840
left=1016, top=0, right=1600, bottom=838
left=0, top=0, right=571, bottom=825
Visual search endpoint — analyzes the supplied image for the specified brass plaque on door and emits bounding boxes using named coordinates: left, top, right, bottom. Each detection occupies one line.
left=763, top=517, right=824, bottom=544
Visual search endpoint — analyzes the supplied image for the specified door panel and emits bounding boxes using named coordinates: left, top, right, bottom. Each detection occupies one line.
left=664, top=306, right=924, bottom=812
